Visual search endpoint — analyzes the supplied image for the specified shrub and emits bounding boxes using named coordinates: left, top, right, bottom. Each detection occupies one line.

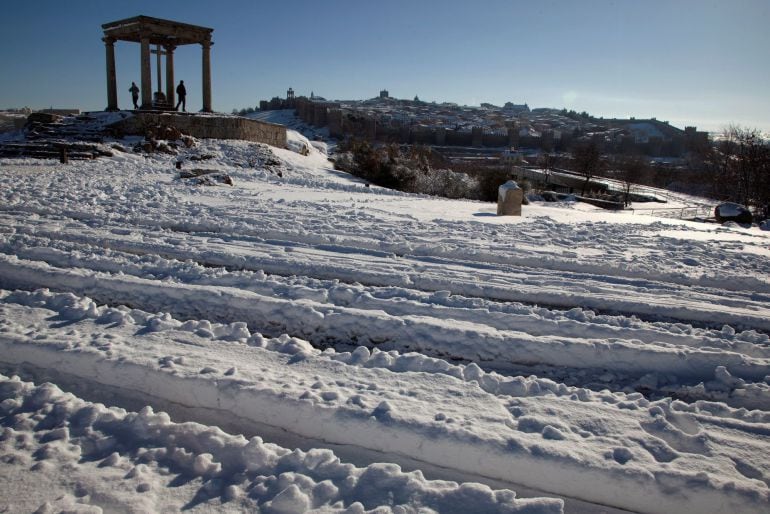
left=475, top=169, right=515, bottom=202
left=334, top=139, right=486, bottom=201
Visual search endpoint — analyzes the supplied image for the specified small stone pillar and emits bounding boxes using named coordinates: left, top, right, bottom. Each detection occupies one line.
left=497, top=180, right=523, bottom=216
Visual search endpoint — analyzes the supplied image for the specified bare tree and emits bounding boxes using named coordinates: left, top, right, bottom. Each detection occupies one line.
left=708, top=126, right=770, bottom=217
left=615, top=155, right=649, bottom=206
left=538, top=152, right=557, bottom=186
left=572, top=141, right=602, bottom=195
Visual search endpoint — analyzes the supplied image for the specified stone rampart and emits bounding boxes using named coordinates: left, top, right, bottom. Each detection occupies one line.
left=445, top=130, right=473, bottom=146
left=328, top=109, right=343, bottom=138
left=294, top=103, right=517, bottom=149
left=436, top=127, right=446, bottom=145
left=482, top=131, right=508, bottom=147
left=110, top=113, right=287, bottom=148
left=411, top=127, right=435, bottom=145
left=374, top=125, right=399, bottom=142
left=313, top=104, right=328, bottom=127
left=471, top=127, right=483, bottom=147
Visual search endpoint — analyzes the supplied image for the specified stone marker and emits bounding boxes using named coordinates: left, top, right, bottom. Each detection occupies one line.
left=497, top=180, right=523, bottom=216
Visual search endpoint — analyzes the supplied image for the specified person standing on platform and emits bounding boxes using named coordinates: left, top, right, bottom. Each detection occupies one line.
left=129, top=82, right=139, bottom=109
left=175, top=80, right=187, bottom=112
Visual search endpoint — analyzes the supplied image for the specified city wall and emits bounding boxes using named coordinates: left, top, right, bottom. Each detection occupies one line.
left=295, top=98, right=518, bottom=149
left=110, top=113, right=287, bottom=148
left=287, top=98, right=696, bottom=157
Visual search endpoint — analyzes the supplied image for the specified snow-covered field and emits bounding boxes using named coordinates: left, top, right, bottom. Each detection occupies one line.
left=1, top=119, right=769, bottom=513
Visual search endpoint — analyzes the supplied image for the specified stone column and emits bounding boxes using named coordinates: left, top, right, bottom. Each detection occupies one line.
left=165, top=45, right=175, bottom=108
left=140, top=35, right=152, bottom=109
left=155, top=45, right=162, bottom=94
left=201, top=38, right=213, bottom=112
left=103, top=37, right=118, bottom=111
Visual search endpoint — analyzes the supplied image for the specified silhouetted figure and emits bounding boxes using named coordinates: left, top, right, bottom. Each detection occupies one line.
left=175, top=80, right=187, bottom=112
left=129, top=82, right=140, bottom=109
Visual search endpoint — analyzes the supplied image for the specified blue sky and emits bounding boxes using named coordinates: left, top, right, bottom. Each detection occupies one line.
left=1, top=0, right=768, bottom=132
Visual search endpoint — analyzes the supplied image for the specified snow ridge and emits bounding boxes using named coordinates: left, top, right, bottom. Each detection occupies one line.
left=0, top=374, right=559, bottom=513
left=1, top=290, right=768, bottom=514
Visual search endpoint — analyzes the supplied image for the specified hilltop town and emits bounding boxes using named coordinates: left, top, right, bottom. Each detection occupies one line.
left=257, top=88, right=710, bottom=161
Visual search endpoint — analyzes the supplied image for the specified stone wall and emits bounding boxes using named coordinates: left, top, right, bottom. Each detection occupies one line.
left=110, top=113, right=287, bottom=148
left=445, top=130, right=473, bottom=146
left=328, top=109, right=343, bottom=138
left=295, top=100, right=520, bottom=149
left=313, top=104, right=328, bottom=127
left=411, top=127, right=435, bottom=145
left=482, top=131, right=509, bottom=148
left=471, top=127, right=483, bottom=147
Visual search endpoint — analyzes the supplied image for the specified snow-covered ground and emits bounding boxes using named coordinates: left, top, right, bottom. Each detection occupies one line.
left=0, top=121, right=769, bottom=513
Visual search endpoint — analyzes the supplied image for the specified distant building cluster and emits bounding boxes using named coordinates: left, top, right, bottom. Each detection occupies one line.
left=256, top=88, right=709, bottom=159
left=259, top=88, right=298, bottom=111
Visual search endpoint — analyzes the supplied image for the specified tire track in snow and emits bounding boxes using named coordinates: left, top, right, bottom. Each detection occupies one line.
left=3, top=215, right=770, bottom=332
left=6, top=229, right=769, bottom=359
left=0, top=294, right=767, bottom=514
left=1, top=254, right=769, bottom=388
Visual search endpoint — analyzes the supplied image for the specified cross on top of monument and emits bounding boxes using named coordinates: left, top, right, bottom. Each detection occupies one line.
left=150, top=45, right=167, bottom=94
left=102, top=15, right=214, bottom=112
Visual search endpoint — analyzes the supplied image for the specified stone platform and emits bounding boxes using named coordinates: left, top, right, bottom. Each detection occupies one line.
left=109, top=112, right=287, bottom=148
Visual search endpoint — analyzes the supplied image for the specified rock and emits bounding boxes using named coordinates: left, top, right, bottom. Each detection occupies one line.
left=541, top=191, right=559, bottom=202
left=189, top=154, right=215, bottom=162
left=715, top=202, right=753, bottom=224
left=162, top=125, right=182, bottom=140
left=146, top=124, right=182, bottom=141
left=25, top=112, right=62, bottom=126
left=155, top=141, right=177, bottom=154
left=179, top=168, right=216, bottom=178
left=179, top=169, right=233, bottom=186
